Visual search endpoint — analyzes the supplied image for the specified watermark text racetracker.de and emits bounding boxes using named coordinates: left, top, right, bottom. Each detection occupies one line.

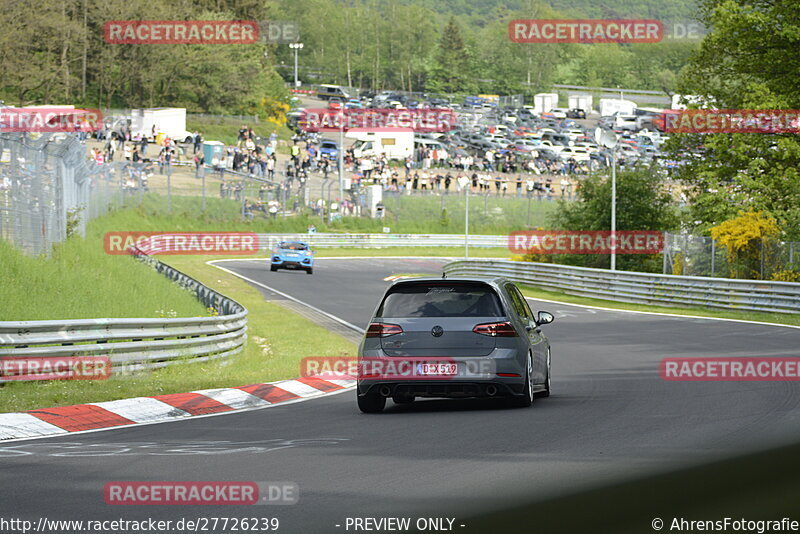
left=508, top=230, right=664, bottom=255
left=0, top=356, right=110, bottom=382
left=301, top=356, right=496, bottom=381
left=660, top=358, right=800, bottom=381
left=0, top=107, right=102, bottom=133
left=104, top=481, right=298, bottom=505
left=103, top=20, right=299, bottom=44
left=661, top=109, right=800, bottom=134
left=298, top=109, right=457, bottom=133
left=508, top=19, right=704, bottom=43
left=104, top=232, right=259, bottom=256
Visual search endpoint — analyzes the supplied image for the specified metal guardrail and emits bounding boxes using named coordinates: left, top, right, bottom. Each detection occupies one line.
left=256, top=233, right=507, bottom=249
left=0, top=250, right=247, bottom=379
left=443, top=260, right=800, bottom=314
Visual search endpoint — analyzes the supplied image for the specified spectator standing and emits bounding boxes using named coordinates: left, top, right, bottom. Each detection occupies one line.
left=194, top=150, right=205, bottom=178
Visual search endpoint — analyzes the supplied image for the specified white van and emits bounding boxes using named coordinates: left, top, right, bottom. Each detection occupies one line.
left=414, top=137, right=449, bottom=157
left=317, top=84, right=351, bottom=101
left=614, top=114, right=639, bottom=131
left=349, top=129, right=414, bottom=160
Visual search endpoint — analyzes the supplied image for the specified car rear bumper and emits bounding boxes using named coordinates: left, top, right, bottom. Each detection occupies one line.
left=356, top=349, right=528, bottom=398
left=358, top=380, right=525, bottom=398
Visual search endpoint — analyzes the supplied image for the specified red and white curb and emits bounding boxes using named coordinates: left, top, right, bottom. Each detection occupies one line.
left=0, top=375, right=355, bottom=442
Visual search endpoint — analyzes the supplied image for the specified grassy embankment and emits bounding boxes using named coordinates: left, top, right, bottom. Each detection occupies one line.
left=0, top=205, right=355, bottom=413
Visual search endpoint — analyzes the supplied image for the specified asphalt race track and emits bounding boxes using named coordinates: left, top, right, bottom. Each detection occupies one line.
left=2, top=257, right=799, bottom=533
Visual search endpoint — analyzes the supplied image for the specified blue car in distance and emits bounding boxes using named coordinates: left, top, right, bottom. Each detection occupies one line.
left=319, top=140, right=339, bottom=160
left=271, top=241, right=314, bottom=274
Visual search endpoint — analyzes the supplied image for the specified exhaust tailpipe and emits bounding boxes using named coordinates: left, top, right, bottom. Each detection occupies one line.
left=379, top=385, right=392, bottom=397
left=486, top=385, right=497, bottom=397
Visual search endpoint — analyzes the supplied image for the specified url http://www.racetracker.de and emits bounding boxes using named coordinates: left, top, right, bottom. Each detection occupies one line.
left=0, top=517, right=282, bottom=533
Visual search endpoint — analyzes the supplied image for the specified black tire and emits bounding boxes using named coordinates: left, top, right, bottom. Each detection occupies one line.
left=392, top=394, right=414, bottom=405
left=357, top=390, right=386, bottom=413
left=510, top=353, right=534, bottom=408
left=306, top=267, right=313, bottom=275
left=538, top=348, right=551, bottom=398
left=270, top=265, right=278, bottom=272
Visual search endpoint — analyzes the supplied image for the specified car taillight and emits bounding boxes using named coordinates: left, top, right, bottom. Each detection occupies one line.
left=473, top=321, right=518, bottom=337
left=366, top=322, right=403, bottom=337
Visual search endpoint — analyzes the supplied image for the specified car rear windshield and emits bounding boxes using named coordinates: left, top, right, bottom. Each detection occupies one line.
left=377, top=282, right=504, bottom=318
left=280, top=242, right=308, bottom=251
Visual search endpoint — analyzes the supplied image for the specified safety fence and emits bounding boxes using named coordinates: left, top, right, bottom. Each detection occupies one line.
left=0, top=132, right=120, bottom=256
left=662, top=232, right=800, bottom=280
left=443, top=260, right=800, bottom=314
left=0, top=248, right=247, bottom=380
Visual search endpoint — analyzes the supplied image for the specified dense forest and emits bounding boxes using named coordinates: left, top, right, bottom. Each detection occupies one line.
left=0, top=0, right=700, bottom=115
left=272, top=0, right=701, bottom=95
left=388, top=0, right=697, bottom=22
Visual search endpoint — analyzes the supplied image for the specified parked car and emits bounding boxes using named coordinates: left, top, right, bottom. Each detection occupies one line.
left=558, top=147, right=591, bottom=162
left=566, top=108, right=587, bottom=119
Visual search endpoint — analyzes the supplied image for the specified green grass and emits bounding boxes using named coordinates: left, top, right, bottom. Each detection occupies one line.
left=0, top=236, right=208, bottom=321
left=112, top=193, right=553, bottom=235
left=519, top=284, right=800, bottom=327
left=1, top=254, right=356, bottom=413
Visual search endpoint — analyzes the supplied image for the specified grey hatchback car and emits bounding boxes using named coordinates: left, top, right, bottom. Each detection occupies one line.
left=357, top=277, right=554, bottom=413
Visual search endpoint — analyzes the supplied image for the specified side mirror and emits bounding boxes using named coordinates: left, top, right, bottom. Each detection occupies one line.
left=536, top=311, right=555, bottom=325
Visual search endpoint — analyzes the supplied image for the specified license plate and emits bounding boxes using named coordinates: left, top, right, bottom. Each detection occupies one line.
left=416, top=363, right=457, bottom=376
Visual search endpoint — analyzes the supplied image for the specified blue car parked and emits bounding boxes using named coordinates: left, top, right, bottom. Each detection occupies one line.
left=271, top=241, right=314, bottom=274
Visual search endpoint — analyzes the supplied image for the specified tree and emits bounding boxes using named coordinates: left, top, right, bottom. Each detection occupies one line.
left=710, top=210, right=780, bottom=279
left=548, top=167, right=679, bottom=271
left=427, top=17, right=476, bottom=94
left=669, top=0, right=800, bottom=240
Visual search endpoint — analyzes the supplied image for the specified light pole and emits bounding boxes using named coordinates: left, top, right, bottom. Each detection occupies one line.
left=289, top=42, right=304, bottom=88
left=464, top=184, right=470, bottom=259
left=338, top=111, right=344, bottom=210
left=610, top=147, right=617, bottom=270
left=596, top=128, right=619, bottom=270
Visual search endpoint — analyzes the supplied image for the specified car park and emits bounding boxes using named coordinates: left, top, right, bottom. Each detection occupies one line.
left=356, top=277, right=554, bottom=413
